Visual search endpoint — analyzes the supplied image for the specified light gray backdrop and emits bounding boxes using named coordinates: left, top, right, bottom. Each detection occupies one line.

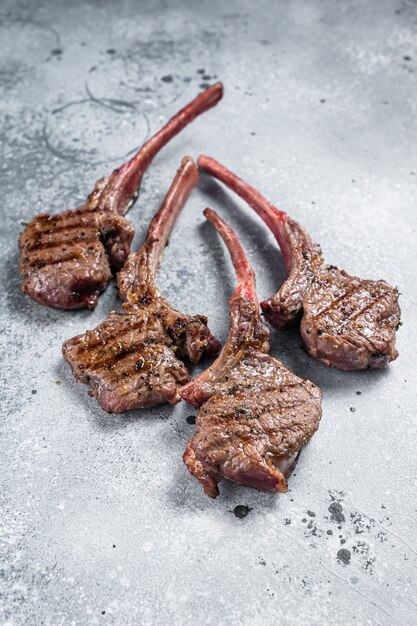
left=1, top=0, right=416, bottom=624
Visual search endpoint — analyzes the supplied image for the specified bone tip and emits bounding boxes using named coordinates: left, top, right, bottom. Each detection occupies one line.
left=203, top=207, right=216, bottom=223
left=213, top=81, right=224, bottom=97
left=180, top=155, right=199, bottom=179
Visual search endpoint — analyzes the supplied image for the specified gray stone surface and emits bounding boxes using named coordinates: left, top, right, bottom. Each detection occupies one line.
left=1, top=0, right=416, bottom=624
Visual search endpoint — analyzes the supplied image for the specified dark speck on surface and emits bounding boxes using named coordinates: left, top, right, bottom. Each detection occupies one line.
left=202, top=74, right=211, bottom=80
left=337, top=548, right=351, bottom=565
left=328, top=502, right=345, bottom=524
left=197, top=68, right=205, bottom=74
left=200, top=83, right=210, bottom=89
left=350, top=407, right=356, bottom=412
left=106, top=48, right=116, bottom=54
left=327, top=530, right=333, bottom=535
left=307, top=510, right=316, bottom=517
left=356, top=391, right=362, bottom=395
left=186, top=415, right=196, bottom=425
left=403, top=55, right=412, bottom=61
left=31, top=389, right=37, bottom=395
left=51, top=48, right=62, bottom=55
left=320, top=98, right=326, bottom=103
left=162, top=74, right=173, bottom=83
left=302, top=518, right=307, bottom=523
left=233, top=505, right=251, bottom=519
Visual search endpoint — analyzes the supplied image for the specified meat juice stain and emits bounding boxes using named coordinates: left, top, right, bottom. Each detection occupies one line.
left=233, top=505, right=251, bottom=519
left=328, top=502, right=345, bottom=524
left=337, top=548, right=351, bottom=565
left=186, top=415, right=196, bottom=425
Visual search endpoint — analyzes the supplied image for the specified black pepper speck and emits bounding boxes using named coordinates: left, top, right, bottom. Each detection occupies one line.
left=233, top=505, right=251, bottom=519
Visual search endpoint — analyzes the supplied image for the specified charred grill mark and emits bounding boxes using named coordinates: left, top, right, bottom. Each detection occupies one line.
left=25, top=252, right=82, bottom=270
left=69, top=317, right=149, bottom=354
left=23, top=234, right=99, bottom=253
left=89, top=345, right=182, bottom=391
left=84, top=340, right=148, bottom=373
left=343, top=291, right=386, bottom=326
left=26, top=208, right=99, bottom=235
left=23, top=239, right=104, bottom=270
left=311, top=284, right=361, bottom=320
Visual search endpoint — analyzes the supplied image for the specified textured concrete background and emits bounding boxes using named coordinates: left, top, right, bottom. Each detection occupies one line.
left=1, top=0, right=416, bottom=624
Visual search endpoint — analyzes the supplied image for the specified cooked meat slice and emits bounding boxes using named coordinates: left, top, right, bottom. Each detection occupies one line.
left=300, top=266, right=400, bottom=370
left=198, top=156, right=401, bottom=371
left=62, top=157, right=220, bottom=413
left=19, top=83, right=223, bottom=310
left=180, top=208, right=321, bottom=498
left=19, top=203, right=133, bottom=310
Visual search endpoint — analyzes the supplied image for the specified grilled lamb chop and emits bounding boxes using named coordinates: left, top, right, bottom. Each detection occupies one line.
left=62, top=157, right=220, bottom=413
left=198, top=156, right=401, bottom=371
left=180, top=208, right=321, bottom=498
left=19, top=83, right=223, bottom=310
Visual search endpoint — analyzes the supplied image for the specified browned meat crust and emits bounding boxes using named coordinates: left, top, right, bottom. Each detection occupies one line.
left=180, top=209, right=321, bottom=498
left=198, top=156, right=401, bottom=371
left=19, top=83, right=223, bottom=310
left=62, top=158, right=220, bottom=413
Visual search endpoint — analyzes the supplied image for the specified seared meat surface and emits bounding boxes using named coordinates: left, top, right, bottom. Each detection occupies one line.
left=19, top=183, right=134, bottom=310
left=19, top=83, right=223, bottom=310
left=181, top=208, right=321, bottom=498
left=62, top=158, right=220, bottom=413
left=198, top=156, right=401, bottom=371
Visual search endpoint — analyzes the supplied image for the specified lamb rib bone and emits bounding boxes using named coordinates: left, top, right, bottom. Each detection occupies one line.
left=198, top=156, right=400, bottom=371
left=180, top=208, right=322, bottom=498
left=19, top=83, right=223, bottom=310
left=62, top=157, right=220, bottom=413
